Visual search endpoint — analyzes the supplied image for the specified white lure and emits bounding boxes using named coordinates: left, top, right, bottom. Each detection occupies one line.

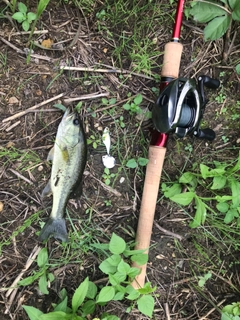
left=102, top=127, right=116, bottom=169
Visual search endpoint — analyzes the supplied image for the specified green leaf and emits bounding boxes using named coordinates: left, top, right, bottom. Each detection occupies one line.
left=18, top=275, right=35, bottom=286
left=134, top=94, right=143, bottom=105
left=235, top=64, right=240, bottom=75
left=125, top=285, right=140, bottom=300
left=22, top=305, right=43, bottom=320
left=53, top=296, right=68, bottom=312
left=86, top=281, right=97, bottom=299
left=170, top=192, right=195, bottom=206
left=216, top=202, right=229, bottom=213
left=109, top=233, right=126, bottom=254
left=127, top=267, right=141, bottom=279
left=162, top=183, right=181, bottom=198
left=22, top=20, right=30, bottom=31
left=53, top=103, right=67, bottom=112
left=48, top=273, right=54, bottom=282
left=190, top=2, right=226, bottom=23
left=18, top=2, right=28, bottom=13
left=97, top=286, right=115, bottom=303
left=130, top=253, right=148, bottom=266
left=109, top=272, right=126, bottom=285
left=224, top=209, right=239, bottom=224
left=99, top=260, right=117, bottom=275
left=37, top=0, right=50, bottom=17
left=39, top=311, right=67, bottom=319
left=138, top=282, right=156, bottom=294
left=229, top=0, right=239, bottom=10
left=38, top=274, right=49, bottom=295
left=137, top=294, right=154, bottom=318
left=189, top=197, right=206, bottom=228
left=200, top=164, right=210, bottom=179
left=232, top=6, right=240, bottom=21
left=179, top=172, right=198, bottom=188
left=81, top=300, right=95, bottom=316
left=37, top=248, right=49, bottom=268
left=106, top=254, right=122, bottom=266
left=12, top=12, right=25, bottom=22
left=126, top=158, right=137, bottom=169
left=113, top=292, right=125, bottom=301
left=231, top=180, right=240, bottom=207
left=72, top=277, right=89, bottom=313
left=211, top=176, right=227, bottom=190
left=138, top=157, right=149, bottom=166
left=204, top=15, right=231, bottom=41
left=27, top=12, right=37, bottom=22
left=117, top=259, right=130, bottom=274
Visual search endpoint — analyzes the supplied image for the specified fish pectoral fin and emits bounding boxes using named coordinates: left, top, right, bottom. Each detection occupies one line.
left=38, top=218, right=68, bottom=242
left=47, top=147, right=54, bottom=161
left=41, top=180, right=52, bottom=197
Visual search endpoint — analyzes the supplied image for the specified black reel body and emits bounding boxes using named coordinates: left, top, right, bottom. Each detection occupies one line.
left=152, top=76, right=220, bottom=140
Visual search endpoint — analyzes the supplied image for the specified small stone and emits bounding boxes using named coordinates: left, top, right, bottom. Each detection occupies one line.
left=8, top=96, right=19, bottom=104
left=38, top=165, right=44, bottom=172
left=0, top=201, right=3, bottom=212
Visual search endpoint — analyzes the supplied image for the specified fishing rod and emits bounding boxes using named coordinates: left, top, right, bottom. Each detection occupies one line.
left=131, top=0, right=220, bottom=289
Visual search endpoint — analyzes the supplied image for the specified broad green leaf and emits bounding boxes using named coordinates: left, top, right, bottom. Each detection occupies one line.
left=54, top=296, right=68, bottom=312
left=12, top=12, right=25, bottom=22
left=27, top=12, right=37, bottom=22
left=86, top=281, right=97, bottom=299
left=81, top=300, right=95, bottom=316
left=162, top=183, right=181, bottom=198
left=130, top=253, right=148, bottom=266
left=113, top=292, right=125, bottom=300
left=215, top=195, right=232, bottom=202
left=232, top=7, right=240, bottom=21
left=179, top=172, right=198, bottom=188
left=137, top=294, right=154, bottom=318
left=211, top=176, right=227, bottom=190
left=125, top=285, right=140, bottom=300
left=99, top=260, right=117, bottom=275
left=39, top=311, right=67, bottom=320
left=109, top=233, right=126, bottom=254
left=190, top=2, right=226, bottom=23
left=231, top=180, right=240, bottom=207
left=127, top=267, right=141, bottom=279
left=229, top=0, right=239, bottom=10
left=106, top=254, right=122, bottom=267
left=22, top=305, right=43, bottom=320
left=170, top=192, right=195, bottom=206
left=126, top=158, right=137, bottom=168
left=204, top=15, right=231, bottom=41
left=108, top=272, right=126, bottom=285
left=117, top=259, right=130, bottom=274
left=200, top=164, right=210, bottom=179
left=97, top=286, right=115, bottom=303
left=189, top=197, right=206, bottom=228
left=18, top=275, right=35, bottom=286
left=39, top=274, right=49, bottom=294
left=18, top=2, right=27, bottom=13
left=134, top=94, right=143, bottom=105
left=37, top=248, right=49, bottom=268
left=48, top=273, right=54, bottom=282
left=216, top=202, right=229, bottom=213
left=72, top=277, right=89, bottom=313
left=224, top=209, right=239, bottom=224
left=22, top=20, right=30, bottom=31
left=138, top=157, right=149, bottom=166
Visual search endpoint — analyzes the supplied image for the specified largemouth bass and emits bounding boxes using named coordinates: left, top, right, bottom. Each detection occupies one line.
left=39, top=108, right=87, bottom=242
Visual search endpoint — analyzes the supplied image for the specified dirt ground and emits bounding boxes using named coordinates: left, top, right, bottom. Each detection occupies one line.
left=1, top=1, right=240, bottom=319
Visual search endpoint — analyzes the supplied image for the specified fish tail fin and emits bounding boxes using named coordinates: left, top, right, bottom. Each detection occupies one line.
left=38, top=218, right=69, bottom=242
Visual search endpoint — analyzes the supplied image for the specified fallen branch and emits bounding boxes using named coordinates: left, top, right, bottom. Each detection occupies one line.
left=153, top=221, right=183, bottom=241
left=60, top=66, right=154, bottom=80
left=2, top=93, right=66, bottom=122
left=5, top=245, right=41, bottom=314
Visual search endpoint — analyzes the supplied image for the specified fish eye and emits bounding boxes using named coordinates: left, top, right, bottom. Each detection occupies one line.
left=73, top=118, right=80, bottom=125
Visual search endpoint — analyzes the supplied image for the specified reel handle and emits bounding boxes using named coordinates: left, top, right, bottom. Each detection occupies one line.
left=194, top=128, right=216, bottom=141
left=200, top=75, right=220, bottom=90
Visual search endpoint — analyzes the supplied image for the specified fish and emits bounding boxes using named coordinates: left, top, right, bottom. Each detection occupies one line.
left=39, top=108, right=87, bottom=242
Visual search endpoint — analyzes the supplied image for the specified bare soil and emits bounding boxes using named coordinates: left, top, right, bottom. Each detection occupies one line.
left=1, top=1, right=240, bottom=319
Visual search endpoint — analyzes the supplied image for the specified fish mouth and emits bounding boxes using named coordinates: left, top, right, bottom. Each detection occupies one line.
left=63, top=108, right=77, bottom=121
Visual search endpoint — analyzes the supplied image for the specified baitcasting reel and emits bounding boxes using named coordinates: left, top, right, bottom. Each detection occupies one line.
left=152, top=75, right=220, bottom=140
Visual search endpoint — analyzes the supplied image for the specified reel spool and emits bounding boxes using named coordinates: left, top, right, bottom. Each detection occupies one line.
left=152, top=76, right=220, bottom=141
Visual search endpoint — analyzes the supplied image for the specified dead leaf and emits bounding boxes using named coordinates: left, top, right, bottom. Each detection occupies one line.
left=41, top=38, right=54, bottom=49
left=6, top=141, right=15, bottom=148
